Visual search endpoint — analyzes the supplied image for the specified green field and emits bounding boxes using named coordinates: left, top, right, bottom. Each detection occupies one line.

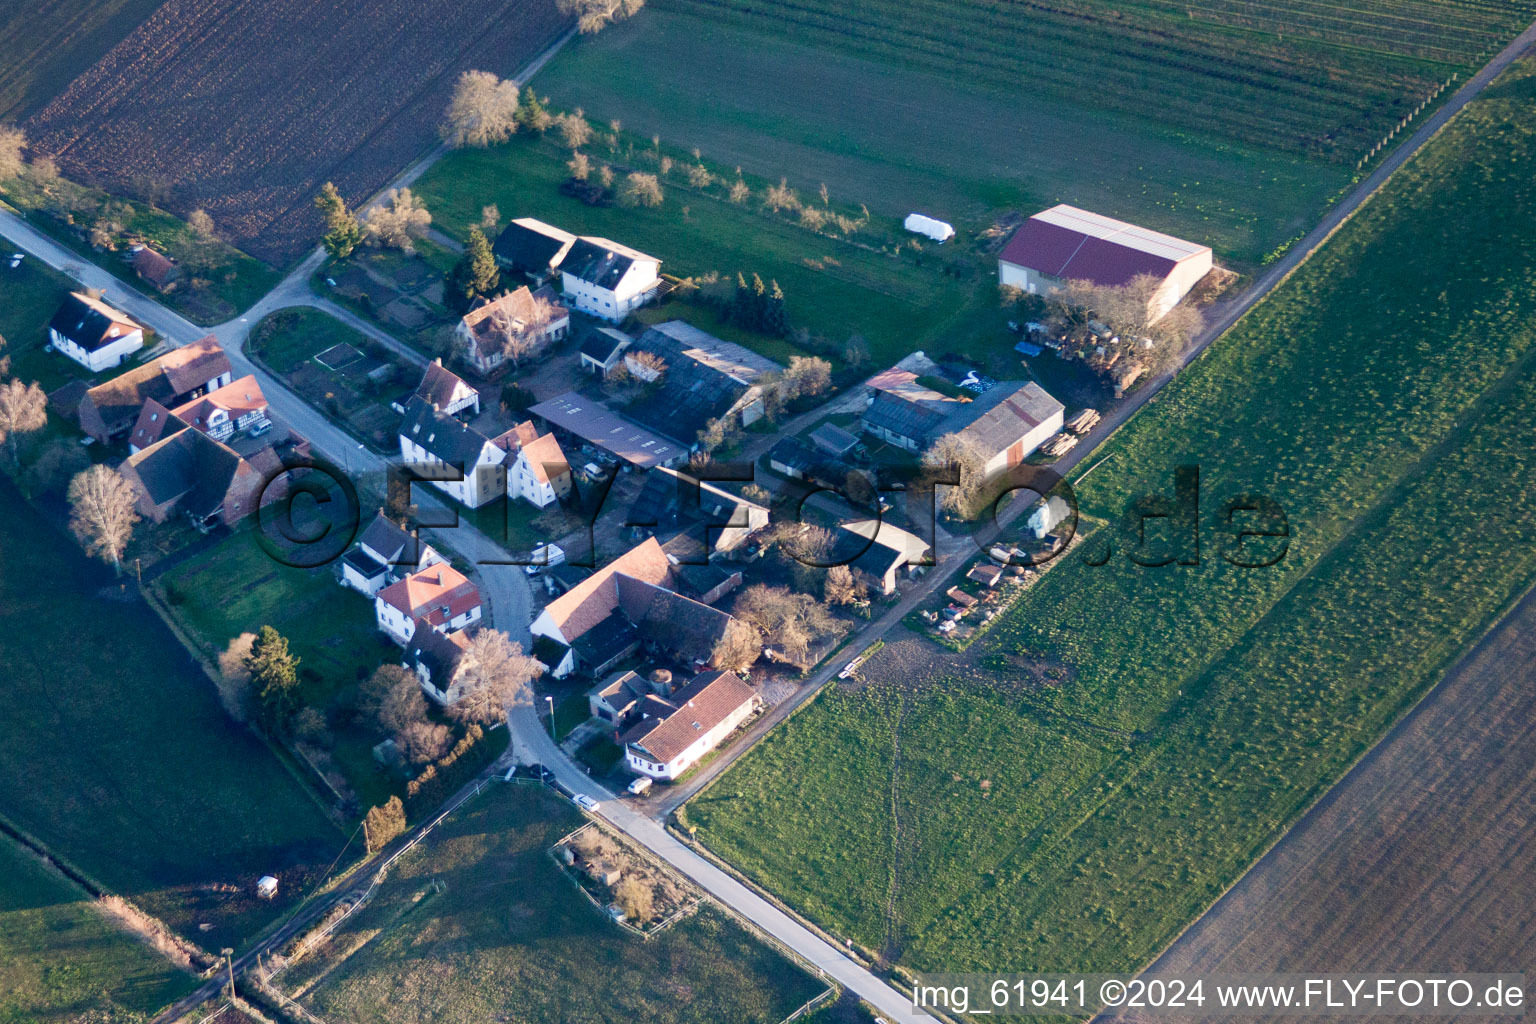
left=687, top=59, right=1536, bottom=975
left=0, top=0, right=165, bottom=120
left=412, top=133, right=1012, bottom=370
left=651, top=0, right=1536, bottom=162
left=288, top=786, right=826, bottom=1024
left=0, top=235, right=92, bottom=393
left=0, top=480, right=347, bottom=948
left=0, top=834, right=193, bottom=1024
left=534, top=9, right=1353, bottom=264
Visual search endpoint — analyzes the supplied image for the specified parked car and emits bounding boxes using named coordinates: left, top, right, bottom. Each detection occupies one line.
left=627, top=777, right=652, bottom=796
left=574, top=793, right=600, bottom=812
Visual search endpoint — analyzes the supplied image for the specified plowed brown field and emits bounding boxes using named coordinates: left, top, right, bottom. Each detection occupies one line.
left=25, top=0, right=569, bottom=266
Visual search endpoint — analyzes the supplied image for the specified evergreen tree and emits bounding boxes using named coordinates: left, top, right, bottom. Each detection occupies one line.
left=730, top=272, right=752, bottom=327
left=750, top=273, right=768, bottom=330
left=764, top=279, right=789, bottom=336
left=245, top=625, right=301, bottom=731
left=448, top=227, right=500, bottom=311
left=314, top=182, right=361, bottom=259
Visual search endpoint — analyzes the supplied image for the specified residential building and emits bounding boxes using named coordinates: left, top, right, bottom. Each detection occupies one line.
left=48, top=292, right=145, bottom=372
left=374, top=564, right=482, bottom=646
left=528, top=392, right=685, bottom=469
left=78, top=335, right=232, bottom=443
left=409, top=626, right=474, bottom=705
left=579, top=326, right=631, bottom=375
left=559, top=236, right=661, bottom=320
left=861, top=354, right=1064, bottom=472
left=456, top=285, right=570, bottom=376
left=529, top=537, right=737, bottom=678
left=998, top=204, right=1212, bottom=320
left=131, top=246, right=180, bottom=293
left=341, top=510, right=444, bottom=596
left=492, top=217, right=576, bottom=282
left=620, top=321, right=782, bottom=446
left=621, top=670, right=762, bottom=780
left=413, top=360, right=480, bottom=418
left=508, top=428, right=571, bottom=508
left=129, top=374, right=269, bottom=453
left=397, top=397, right=509, bottom=509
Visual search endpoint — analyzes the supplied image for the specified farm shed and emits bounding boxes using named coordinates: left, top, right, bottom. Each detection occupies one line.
left=492, top=217, right=576, bottom=281
left=999, top=205, right=1211, bottom=321
left=528, top=392, right=685, bottom=469
left=808, top=421, right=859, bottom=457
left=904, top=213, right=955, bottom=242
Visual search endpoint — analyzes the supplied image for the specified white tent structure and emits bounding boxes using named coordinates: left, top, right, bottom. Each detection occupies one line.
left=904, top=213, right=954, bottom=243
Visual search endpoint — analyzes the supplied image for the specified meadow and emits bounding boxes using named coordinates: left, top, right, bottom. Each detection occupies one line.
left=287, top=786, right=826, bottom=1024
left=0, top=834, right=194, bottom=1023
left=687, top=59, right=1536, bottom=975
left=0, top=480, right=348, bottom=949
left=534, top=9, right=1353, bottom=264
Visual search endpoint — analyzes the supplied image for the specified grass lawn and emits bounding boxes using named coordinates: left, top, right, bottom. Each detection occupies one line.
left=687, top=59, right=1536, bottom=976
left=412, top=133, right=1012, bottom=371
left=157, top=526, right=399, bottom=809
left=0, top=834, right=195, bottom=1024
left=248, top=308, right=411, bottom=451
left=0, top=235, right=107, bottom=394
left=552, top=692, right=591, bottom=741
left=287, top=786, right=826, bottom=1024
left=0, top=478, right=348, bottom=949
left=532, top=9, right=1353, bottom=266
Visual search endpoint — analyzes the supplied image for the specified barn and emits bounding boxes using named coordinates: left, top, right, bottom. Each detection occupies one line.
left=998, top=205, right=1211, bottom=321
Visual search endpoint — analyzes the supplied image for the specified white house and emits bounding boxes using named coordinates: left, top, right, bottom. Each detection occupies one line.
left=409, top=626, right=473, bottom=705
left=997, top=205, right=1212, bottom=321
left=456, top=286, right=570, bottom=375
left=398, top=397, right=508, bottom=509
left=559, top=237, right=661, bottom=321
left=341, top=511, right=444, bottom=596
left=413, top=360, right=480, bottom=418
left=374, top=564, right=482, bottom=646
left=48, top=292, right=144, bottom=372
left=622, top=670, right=762, bottom=780
left=508, top=430, right=571, bottom=508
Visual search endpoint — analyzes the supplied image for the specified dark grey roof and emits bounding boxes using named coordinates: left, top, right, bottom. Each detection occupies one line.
left=562, top=238, right=644, bottom=289
left=48, top=294, right=134, bottom=352
left=532, top=634, right=572, bottom=669
left=342, top=547, right=386, bottom=580
left=579, top=327, right=630, bottom=364
left=356, top=511, right=424, bottom=566
left=399, top=397, right=493, bottom=470
left=493, top=219, right=575, bottom=273
left=767, top=436, right=817, bottom=473
left=862, top=391, right=947, bottom=443
left=124, top=428, right=242, bottom=517
left=528, top=392, right=682, bottom=468
left=410, top=627, right=468, bottom=685
left=808, top=421, right=859, bottom=456
left=946, top=381, right=1063, bottom=450
left=571, top=612, right=640, bottom=670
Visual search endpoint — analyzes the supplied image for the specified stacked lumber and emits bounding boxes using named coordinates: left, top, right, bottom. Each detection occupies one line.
left=1041, top=433, right=1080, bottom=457
left=1065, top=408, right=1101, bottom=435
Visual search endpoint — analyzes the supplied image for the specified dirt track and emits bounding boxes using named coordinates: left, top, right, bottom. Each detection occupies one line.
left=1131, top=585, right=1536, bottom=1018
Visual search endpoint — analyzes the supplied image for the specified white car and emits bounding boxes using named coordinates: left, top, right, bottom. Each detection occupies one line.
left=574, top=794, right=600, bottom=813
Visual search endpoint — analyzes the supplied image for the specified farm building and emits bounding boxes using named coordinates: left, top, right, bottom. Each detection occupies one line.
left=528, top=392, right=686, bottom=469
left=904, top=213, right=954, bottom=242
left=627, top=466, right=769, bottom=554
left=579, top=326, right=632, bottom=375
left=998, top=205, right=1212, bottom=320
left=861, top=356, right=1063, bottom=473
left=621, top=321, right=783, bottom=445
left=559, top=236, right=662, bottom=321
left=131, top=246, right=180, bottom=293
left=492, top=217, right=576, bottom=282
left=622, top=670, right=763, bottom=780
left=374, top=564, right=482, bottom=646
left=456, top=286, right=569, bottom=376
left=77, top=335, right=233, bottom=443
left=340, top=510, right=444, bottom=596
left=128, top=374, right=270, bottom=453
left=839, top=519, right=932, bottom=596
left=808, top=421, right=859, bottom=458
left=47, top=292, right=145, bottom=372
left=118, top=426, right=288, bottom=528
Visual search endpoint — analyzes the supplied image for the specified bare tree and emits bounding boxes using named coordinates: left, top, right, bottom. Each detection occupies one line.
left=824, top=564, right=864, bottom=606
left=216, top=632, right=257, bottom=722
left=67, top=465, right=139, bottom=574
left=441, top=70, right=520, bottom=148
left=0, top=378, right=48, bottom=461
left=0, top=125, right=23, bottom=181
left=478, top=204, right=501, bottom=233
left=398, top=720, right=452, bottom=764
left=558, top=0, right=646, bottom=34
left=614, top=876, right=654, bottom=921
left=783, top=356, right=831, bottom=399
left=710, top=617, right=762, bottom=672
left=1045, top=273, right=1204, bottom=375
left=448, top=629, right=543, bottom=726
left=187, top=209, right=216, bottom=238
left=566, top=150, right=591, bottom=181
left=763, top=177, right=799, bottom=213
left=484, top=297, right=554, bottom=369
left=685, top=163, right=712, bottom=189
left=729, top=179, right=750, bottom=204
left=557, top=109, right=592, bottom=150
left=620, top=172, right=663, bottom=208
left=733, top=584, right=847, bottom=669
left=625, top=349, right=667, bottom=381
left=363, top=664, right=427, bottom=734
left=363, top=188, right=432, bottom=251
left=923, top=431, right=991, bottom=519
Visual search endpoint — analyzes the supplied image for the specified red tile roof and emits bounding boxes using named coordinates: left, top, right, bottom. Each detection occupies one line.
left=379, top=565, right=481, bottom=627
left=623, top=670, right=759, bottom=766
left=539, top=537, right=671, bottom=640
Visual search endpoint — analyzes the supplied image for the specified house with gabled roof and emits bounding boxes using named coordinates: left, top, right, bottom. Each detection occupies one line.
left=529, top=537, right=738, bottom=678
left=128, top=374, right=268, bottom=453
left=79, top=335, right=232, bottom=442
left=559, top=236, right=661, bottom=321
left=119, top=427, right=264, bottom=528
left=509, top=429, right=571, bottom=508
left=579, top=326, right=631, bottom=376
left=375, top=564, right=482, bottom=646
left=839, top=519, right=932, bottom=596
left=341, top=510, right=444, bottom=596
left=456, top=285, right=570, bottom=376
left=48, top=292, right=145, bottom=372
left=408, top=626, right=474, bottom=704
left=131, top=246, right=180, bottom=293
left=998, top=205, right=1212, bottom=320
left=398, top=397, right=510, bottom=509
left=628, top=466, right=768, bottom=554
left=413, top=360, right=480, bottom=418
left=621, top=669, right=762, bottom=780
left=492, top=217, right=577, bottom=282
